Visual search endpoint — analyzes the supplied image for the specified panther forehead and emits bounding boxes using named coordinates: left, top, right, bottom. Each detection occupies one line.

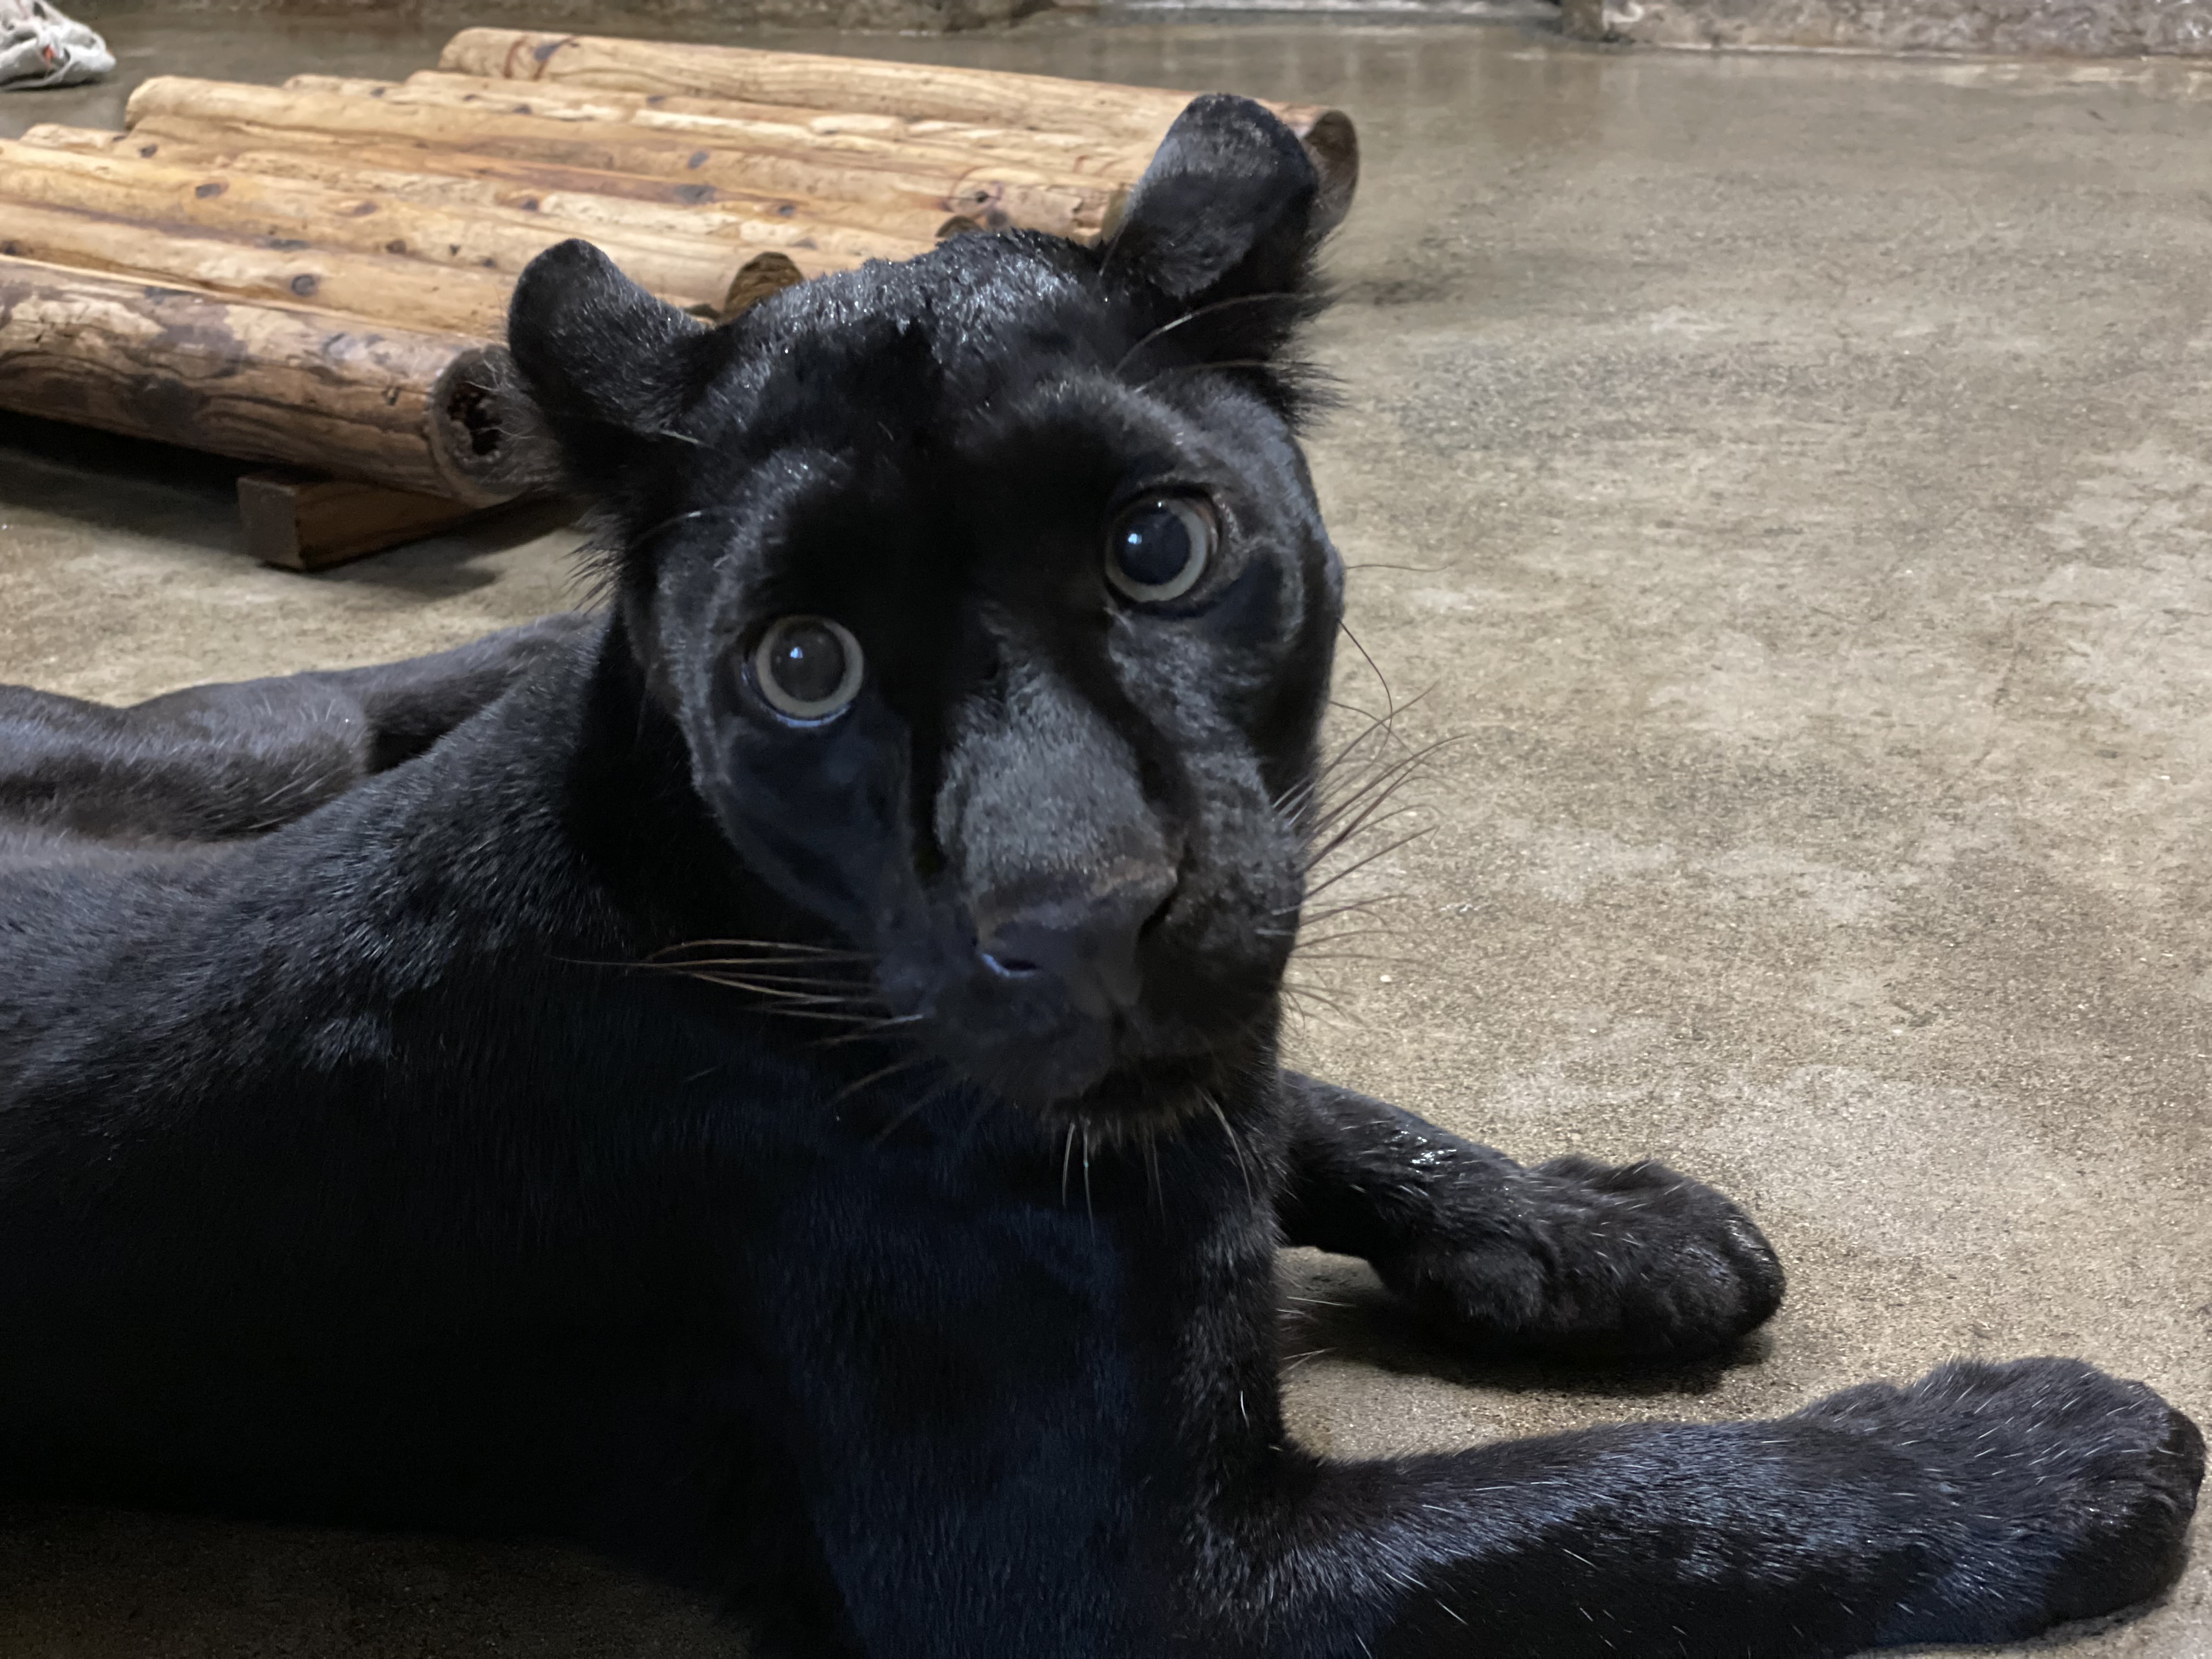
left=683, top=235, right=1131, bottom=450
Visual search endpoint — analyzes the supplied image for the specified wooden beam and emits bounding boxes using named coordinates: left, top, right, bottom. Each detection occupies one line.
left=0, top=137, right=861, bottom=320
left=22, top=122, right=953, bottom=256
left=444, top=28, right=1229, bottom=141
left=436, top=28, right=1358, bottom=229
left=0, top=256, right=545, bottom=504
left=0, top=196, right=517, bottom=337
left=287, top=72, right=1159, bottom=183
left=236, top=469, right=494, bottom=571
left=125, top=76, right=1124, bottom=239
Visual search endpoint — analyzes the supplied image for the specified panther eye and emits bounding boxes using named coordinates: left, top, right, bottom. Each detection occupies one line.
left=1105, top=496, right=1216, bottom=604
left=751, top=616, right=865, bottom=723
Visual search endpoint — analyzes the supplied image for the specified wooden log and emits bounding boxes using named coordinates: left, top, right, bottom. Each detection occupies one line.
left=405, top=70, right=1156, bottom=163
left=0, top=137, right=856, bottom=318
left=236, top=469, right=496, bottom=571
left=0, top=256, right=543, bottom=504
left=435, top=28, right=1358, bottom=226
left=286, top=72, right=1158, bottom=182
left=724, top=250, right=806, bottom=311
left=0, top=197, right=517, bottom=337
left=125, top=77, right=1123, bottom=239
left=446, top=29, right=1242, bottom=140
left=23, top=123, right=947, bottom=258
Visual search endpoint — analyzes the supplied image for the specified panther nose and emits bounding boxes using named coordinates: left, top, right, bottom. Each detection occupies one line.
left=974, top=871, right=1174, bottom=1020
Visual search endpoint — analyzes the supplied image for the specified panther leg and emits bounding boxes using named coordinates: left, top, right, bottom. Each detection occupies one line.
left=1274, top=1071, right=1782, bottom=1360
left=0, top=614, right=590, bottom=845
left=1242, top=1356, right=2202, bottom=1657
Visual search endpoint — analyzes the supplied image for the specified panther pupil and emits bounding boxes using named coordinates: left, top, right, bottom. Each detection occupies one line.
left=1118, top=509, right=1191, bottom=589
left=769, top=622, right=846, bottom=705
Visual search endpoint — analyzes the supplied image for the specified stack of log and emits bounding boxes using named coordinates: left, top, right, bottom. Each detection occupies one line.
left=0, top=29, right=1356, bottom=567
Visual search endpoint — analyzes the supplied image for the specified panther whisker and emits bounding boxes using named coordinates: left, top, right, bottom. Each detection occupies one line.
left=1305, top=750, right=1439, bottom=826
left=651, top=939, right=874, bottom=961
left=1276, top=706, right=1425, bottom=831
left=1304, top=782, right=1419, bottom=847
left=1204, top=1092, right=1256, bottom=1205
left=1279, top=916, right=1406, bottom=946
left=1288, top=950, right=1415, bottom=967
left=809, top=1014, right=929, bottom=1049
left=1336, top=619, right=1393, bottom=720
left=1299, top=898, right=1406, bottom=925
left=656, top=968, right=877, bottom=995
left=1082, top=1125, right=1096, bottom=1224
left=1294, top=767, right=1419, bottom=851
left=1281, top=992, right=1391, bottom=1023
left=1261, top=920, right=1407, bottom=950
left=1131, top=358, right=1278, bottom=390
left=1110, top=290, right=1307, bottom=375
left=668, top=970, right=881, bottom=1002
left=1308, top=713, right=1450, bottom=790
left=1277, top=986, right=1358, bottom=1025
left=630, top=507, right=711, bottom=548
left=641, top=946, right=871, bottom=960
left=1301, top=735, right=1460, bottom=839
left=1295, top=723, right=1395, bottom=811
left=865, top=1073, right=956, bottom=1149
left=1317, top=687, right=1433, bottom=765
left=827, top=1055, right=928, bottom=1108
left=1302, top=828, right=1434, bottom=903
left=641, top=969, right=871, bottom=995
left=677, top=995, right=891, bottom=1028
left=1277, top=928, right=1409, bottom=960
left=952, top=1094, right=1001, bottom=1154
left=1301, top=807, right=1425, bottom=876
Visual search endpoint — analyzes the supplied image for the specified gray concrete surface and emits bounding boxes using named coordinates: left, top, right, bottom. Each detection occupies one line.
left=3, top=13, right=2209, bottom=1656
left=1560, top=0, right=2212, bottom=57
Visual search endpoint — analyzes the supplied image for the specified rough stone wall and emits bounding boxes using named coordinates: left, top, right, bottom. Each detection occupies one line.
left=1559, top=0, right=2212, bottom=54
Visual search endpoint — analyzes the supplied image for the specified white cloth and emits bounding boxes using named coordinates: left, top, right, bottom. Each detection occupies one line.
left=0, top=0, right=112, bottom=91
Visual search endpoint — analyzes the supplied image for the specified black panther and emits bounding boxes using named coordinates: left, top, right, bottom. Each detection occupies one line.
left=0, top=95, right=2198, bottom=1657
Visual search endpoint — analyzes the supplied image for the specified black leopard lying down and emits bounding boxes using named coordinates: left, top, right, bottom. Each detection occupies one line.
left=0, top=96, right=2198, bottom=1657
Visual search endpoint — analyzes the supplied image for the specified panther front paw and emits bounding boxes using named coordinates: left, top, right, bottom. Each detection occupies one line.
left=1375, top=1156, right=1784, bottom=1362
left=1797, top=1356, right=2205, bottom=1644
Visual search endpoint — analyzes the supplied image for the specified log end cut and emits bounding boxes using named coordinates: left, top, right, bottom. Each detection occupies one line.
left=429, top=343, right=559, bottom=504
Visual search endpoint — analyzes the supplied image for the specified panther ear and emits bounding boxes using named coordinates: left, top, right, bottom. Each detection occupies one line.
left=505, top=239, right=710, bottom=495
left=1103, top=94, right=1324, bottom=308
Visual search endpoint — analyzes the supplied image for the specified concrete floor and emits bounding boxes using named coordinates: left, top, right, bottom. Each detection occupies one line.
left=3, top=12, right=2210, bottom=1656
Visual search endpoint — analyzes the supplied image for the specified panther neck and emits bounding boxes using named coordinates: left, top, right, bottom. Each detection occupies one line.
left=558, top=612, right=831, bottom=961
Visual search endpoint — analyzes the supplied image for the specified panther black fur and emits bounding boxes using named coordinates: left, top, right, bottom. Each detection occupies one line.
left=0, top=95, right=2198, bottom=1656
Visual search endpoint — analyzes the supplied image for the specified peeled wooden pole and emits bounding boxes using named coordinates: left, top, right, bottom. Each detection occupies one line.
left=0, top=138, right=855, bottom=317
left=286, top=72, right=1158, bottom=182
left=0, top=256, right=543, bottom=504
left=125, top=77, right=1124, bottom=239
left=445, top=29, right=1255, bottom=140
left=0, top=198, right=518, bottom=337
left=26, top=122, right=950, bottom=256
left=407, top=70, right=1163, bottom=170
left=437, top=28, right=1358, bottom=226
